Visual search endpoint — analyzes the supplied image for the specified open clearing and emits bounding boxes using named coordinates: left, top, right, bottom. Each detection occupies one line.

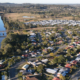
left=11, top=27, right=56, bottom=35
left=4, top=13, right=53, bottom=22
left=4, top=13, right=41, bottom=22
left=4, top=13, right=74, bottom=22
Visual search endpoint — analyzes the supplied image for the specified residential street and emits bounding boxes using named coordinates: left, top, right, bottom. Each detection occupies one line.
left=9, top=44, right=67, bottom=80
left=71, top=69, right=80, bottom=80
left=9, top=60, right=26, bottom=80
left=1, top=3, right=80, bottom=80
left=9, top=32, right=42, bottom=80
left=0, top=31, right=69, bottom=80
left=38, top=32, right=42, bottom=42
left=0, top=42, right=68, bottom=80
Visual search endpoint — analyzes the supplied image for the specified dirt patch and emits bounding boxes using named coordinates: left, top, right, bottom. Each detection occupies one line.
left=4, top=13, right=41, bottom=22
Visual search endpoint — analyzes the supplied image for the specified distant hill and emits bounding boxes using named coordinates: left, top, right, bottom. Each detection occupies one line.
left=0, top=3, right=33, bottom=7
left=0, top=3, right=77, bottom=9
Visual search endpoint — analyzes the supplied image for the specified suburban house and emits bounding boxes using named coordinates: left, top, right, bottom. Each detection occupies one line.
left=41, top=59, right=48, bottom=63
left=68, top=45, right=74, bottom=49
left=22, top=69, right=35, bottom=75
left=46, top=68, right=58, bottom=74
left=0, top=60, right=6, bottom=68
left=76, top=52, right=80, bottom=57
left=52, top=77, right=60, bottom=80
left=28, top=60, right=42, bottom=67
left=22, top=70, right=32, bottom=75
left=22, top=54, right=28, bottom=58
left=73, top=41, right=80, bottom=46
left=26, top=76, right=39, bottom=80
left=0, top=60, right=4, bottom=65
left=47, top=47, right=54, bottom=51
left=65, top=63, right=72, bottom=68
left=28, top=61, right=37, bottom=66
left=31, top=54, right=37, bottom=57
left=36, top=61, right=42, bottom=66
left=55, top=33, right=61, bottom=37
left=29, top=52, right=37, bottom=57
left=67, top=30, right=72, bottom=34
left=22, top=64, right=29, bottom=70
left=75, top=57, right=80, bottom=62
left=70, top=60, right=77, bottom=65
left=25, top=50, right=29, bottom=53
left=42, top=49, right=47, bottom=53
left=30, top=33, right=36, bottom=41
left=73, top=36, right=78, bottom=40
left=57, top=67, right=70, bottom=77
left=57, top=40, right=63, bottom=45
left=49, top=41, right=54, bottom=45
left=25, top=20, right=80, bottom=26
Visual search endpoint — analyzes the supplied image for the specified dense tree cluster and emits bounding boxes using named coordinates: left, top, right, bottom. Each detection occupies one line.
left=3, top=18, right=30, bottom=30
left=1, top=33, right=27, bottom=57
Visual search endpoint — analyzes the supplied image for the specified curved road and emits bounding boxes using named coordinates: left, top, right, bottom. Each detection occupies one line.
left=10, top=60, right=26, bottom=80
left=10, top=58, right=37, bottom=80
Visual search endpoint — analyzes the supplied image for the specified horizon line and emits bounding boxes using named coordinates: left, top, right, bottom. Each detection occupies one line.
left=0, top=2, right=80, bottom=5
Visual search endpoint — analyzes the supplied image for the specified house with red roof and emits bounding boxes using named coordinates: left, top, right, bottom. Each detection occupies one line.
left=52, top=77, right=60, bottom=80
left=65, top=63, right=72, bottom=68
left=26, top=76, right=39, bottom=80
left=65, top=47, right=69, bottom=50
left=77, top=52, right=80, bottom=57
left=69, top=45, right=74, bottom=48
left=70, top=60, right=77, bottom=65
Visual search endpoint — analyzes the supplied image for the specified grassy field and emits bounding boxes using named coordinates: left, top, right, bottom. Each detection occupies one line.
left=4, top=13, right=41, bottom=22
left=4, top=13, right=74, bottom=23
left=57, top=16, right=73, bottom=20
left=12, top=27, right=55, bottom=35
left=4, top=13, right=54, bottom=22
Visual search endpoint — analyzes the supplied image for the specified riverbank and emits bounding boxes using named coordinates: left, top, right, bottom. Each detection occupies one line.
left=0, top=16, right=6, bottom=48
left=0, top=37, right=5, bottom=48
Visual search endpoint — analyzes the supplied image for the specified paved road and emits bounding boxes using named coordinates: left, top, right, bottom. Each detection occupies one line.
left=38, top=32, right=42, bottom=42
left=0, top=45, right=67, bottom=80
left=9, top=57, right=40, bottom=80
left=0, top=27, right=55, bottom=32
left=8, top=44, right=67, bottom=80
left=9, top=60, right=26, bottom=80
left=1, top=33, right=68, bottom=80
left=71, top=69, right=80, bottom=80
left=59, top=44, right=67, bottom=49
left=8, top=33, right=42, bottom=80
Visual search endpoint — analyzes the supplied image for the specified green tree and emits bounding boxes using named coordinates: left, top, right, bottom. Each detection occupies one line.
left=37, top=56, right=42, bottom=60
left=3, top=44, right=12, bottom=55
left=60, top=74, right=66, bottom=80
left=52, top=57, right=58, bottom=64
left=50, top=53, right=54, bottom=57
left=17, top=49, right=22, bottom=54
left=37, top=64, right=44, bottom=73
left=58, top=55, right=65, bottom=64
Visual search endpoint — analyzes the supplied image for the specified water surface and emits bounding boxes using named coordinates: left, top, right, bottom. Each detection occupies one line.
left=0, top=16, right=6, bottom=48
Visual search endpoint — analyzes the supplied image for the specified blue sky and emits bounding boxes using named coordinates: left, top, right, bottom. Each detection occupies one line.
left=0, top=0, right=80, bottom=4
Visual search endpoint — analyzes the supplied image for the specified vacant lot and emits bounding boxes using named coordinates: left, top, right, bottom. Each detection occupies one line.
left=10, top=27, right=56, bottom=35
left=4, top=13, right=54, bottom=22
left=4, top=13, right=41, bottom=22
left=58, top=16, right=73, bottom=20
left=4, top=13, right=75, bottom=23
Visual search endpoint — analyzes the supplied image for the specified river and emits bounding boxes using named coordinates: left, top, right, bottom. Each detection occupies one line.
left=0, top=16, right=6, bottom=48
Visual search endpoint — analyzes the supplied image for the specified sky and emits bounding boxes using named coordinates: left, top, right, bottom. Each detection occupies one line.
left=0, top=0, right=80, bottom=4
